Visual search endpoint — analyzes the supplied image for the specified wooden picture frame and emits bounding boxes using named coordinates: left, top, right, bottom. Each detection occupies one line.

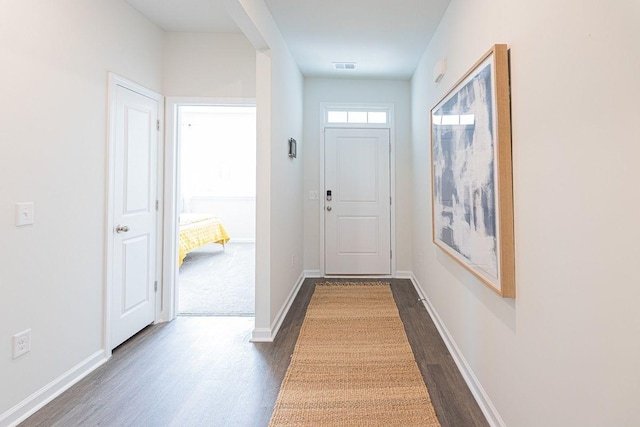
left=430, top=44, right=515, bottom=297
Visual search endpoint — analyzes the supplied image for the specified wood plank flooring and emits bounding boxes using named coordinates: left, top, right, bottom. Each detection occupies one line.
left=21, top=279, right=488, bottom=427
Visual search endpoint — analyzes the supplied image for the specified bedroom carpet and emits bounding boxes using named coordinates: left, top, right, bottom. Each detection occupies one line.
left=178, top=242, right=255, bottom=316
left=269, top=282, right=440, bottom=426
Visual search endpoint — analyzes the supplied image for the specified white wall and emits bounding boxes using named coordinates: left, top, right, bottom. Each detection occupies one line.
left=411, top=1, right=640, bottom=425
left=225, top=0, right=304, bottom=338
left=303, top=78, right=412, bottom=274
left=0, top=0, right=163, bottom=422
left=163, top=32, right=256, bottom=98
left=267, top=46, right=305, bottom=330
left=179, top=107, right=257, bottom=241
left=189, top=198, right=256, bottom=241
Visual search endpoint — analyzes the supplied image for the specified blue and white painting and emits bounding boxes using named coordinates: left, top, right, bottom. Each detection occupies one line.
left=432, top=56, right=499, bottom=281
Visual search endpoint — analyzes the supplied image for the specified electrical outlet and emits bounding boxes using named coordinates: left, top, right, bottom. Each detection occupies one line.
left=15, top=202, right=35, bottom=226
left=12, top=329, right=31, bottom=359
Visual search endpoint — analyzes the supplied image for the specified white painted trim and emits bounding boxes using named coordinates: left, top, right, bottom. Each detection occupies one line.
left=409, top=273, right=505, bottom=427
left=324, top=275, right=394, bottom=279
left=164, top=96, right=257, bottom=106
left=322, top=103, right=393, bottom=129
left=0, top=350, right=107, bottom=427
left=162, top=98, right=179, bottom=323
left=162, top=97, right=257, bottom=323
left=395, top=270, right=413, bottom=279
left=304, top=270, right=322, bottom=278
left=250, top=328, right=273, bottom=342
left=228, top=238, right=256, bottom=243
left=319, top=106, right=326, bottom=276
left=105, top=73, right=164, bottom=351
left=251, top=272, right=305, bottom=342
left=319, top=103, right=396, bottom=277
left=388, top=107, right=397, bottom=277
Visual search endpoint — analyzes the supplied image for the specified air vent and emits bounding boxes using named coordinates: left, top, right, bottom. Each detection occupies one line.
left=333, top=62, right=357, bottom=70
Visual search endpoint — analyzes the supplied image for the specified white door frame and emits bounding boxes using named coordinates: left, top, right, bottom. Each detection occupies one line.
left=319, top=103, right=396, bottom=277
left=162, top=97, right=256, bottom=322
left=104, top=73, right=164, bottom=356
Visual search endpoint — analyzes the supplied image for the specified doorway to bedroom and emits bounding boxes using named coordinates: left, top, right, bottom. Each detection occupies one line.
left=176, top=104, right=256, bottom=316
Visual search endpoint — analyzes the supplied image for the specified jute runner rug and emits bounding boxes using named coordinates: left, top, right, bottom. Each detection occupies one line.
left=269, top=282, right=440, bottom=426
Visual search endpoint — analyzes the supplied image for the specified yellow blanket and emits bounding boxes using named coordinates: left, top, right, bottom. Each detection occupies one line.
left=179, top=214, right=230, bottom=266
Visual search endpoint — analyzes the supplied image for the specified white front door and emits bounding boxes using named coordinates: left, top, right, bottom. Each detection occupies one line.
left=110, top=82, right=160, bottom=349
left=325, top=128, right=391, bottom=275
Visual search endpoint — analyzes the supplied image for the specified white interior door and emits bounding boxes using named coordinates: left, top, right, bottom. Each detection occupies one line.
left=110, top=83, right=159, bottom=349
left=325, top=128, right=391, bottom=275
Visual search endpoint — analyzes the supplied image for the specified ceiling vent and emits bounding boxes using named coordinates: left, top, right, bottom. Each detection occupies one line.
left=333, top=62, right=357, bottom=70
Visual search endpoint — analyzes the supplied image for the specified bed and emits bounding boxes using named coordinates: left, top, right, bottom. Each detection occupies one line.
left=179, top=213, right=230, bottom=266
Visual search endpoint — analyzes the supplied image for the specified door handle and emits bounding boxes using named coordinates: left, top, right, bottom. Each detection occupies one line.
left=115, top=225, right=130, bottom=233
left=326, top=206, right=332, bottom=211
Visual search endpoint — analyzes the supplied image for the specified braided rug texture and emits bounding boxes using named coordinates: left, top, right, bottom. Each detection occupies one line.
left=269, top=282, right=440, bottom=426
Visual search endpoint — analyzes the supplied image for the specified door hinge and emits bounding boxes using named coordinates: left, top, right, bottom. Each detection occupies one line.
left=156, top=120, right=160, bottom=131
left=154, top=281, right=158, bottom=292
left=390, top=196, right=392, bottom=205
left=155, top=200, right=159, bottom=211
left=390, top=250, right=392, bottom=259
left=389, top=143, right=391, bottom=154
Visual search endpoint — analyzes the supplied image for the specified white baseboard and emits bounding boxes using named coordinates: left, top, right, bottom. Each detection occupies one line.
left=304, top=270, right=322, bottom=278
left=409, top=273, right=505, bottom=427
left=250, top=327, right=273, bottom=342
left=395, top=270, right=413, bottom=279
left=251, top=272, right=306, bottom=342
left=1, top=350, right=108, bottom=427
left=227, top=238, right=255, bottom=243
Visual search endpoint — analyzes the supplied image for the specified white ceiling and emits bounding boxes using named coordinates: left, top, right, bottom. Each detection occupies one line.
left=125, top=0, right=241, bottom=33
left=264, top=0, right=450, bottom=79
left=125, top=0, right=451, bottom=79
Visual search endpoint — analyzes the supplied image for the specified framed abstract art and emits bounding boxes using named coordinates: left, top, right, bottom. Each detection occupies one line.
left=430, top=44, right=515, bottom=297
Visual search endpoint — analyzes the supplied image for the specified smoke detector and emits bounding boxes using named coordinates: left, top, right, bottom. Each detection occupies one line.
left=333, top=62, right=357, bottom=70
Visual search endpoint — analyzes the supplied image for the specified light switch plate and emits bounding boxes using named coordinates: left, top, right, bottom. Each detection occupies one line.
left=309, top=190, right=319, bottom=200
left=15, top=202, right=34, bottom=226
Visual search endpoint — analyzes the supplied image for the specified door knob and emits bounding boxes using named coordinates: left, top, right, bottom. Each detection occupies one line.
left=326, top=206, right=332, bottom=211
left=115, top=225, right=130, bottom=233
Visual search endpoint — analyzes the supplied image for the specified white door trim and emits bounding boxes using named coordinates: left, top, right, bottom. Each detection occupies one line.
left=319, top=103, right=396, bottom=277
left=162, top=97, right=257, bottom=322
left=105, top=73, right=164, bottom=356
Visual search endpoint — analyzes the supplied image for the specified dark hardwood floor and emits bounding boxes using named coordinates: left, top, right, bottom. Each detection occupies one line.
left=21, top=279, right=488, bottom=427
